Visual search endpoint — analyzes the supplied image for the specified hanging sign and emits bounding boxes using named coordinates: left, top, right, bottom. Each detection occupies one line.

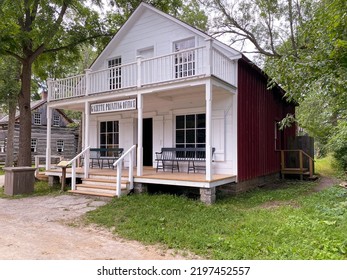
left=91, top=99, right=137, bottom=114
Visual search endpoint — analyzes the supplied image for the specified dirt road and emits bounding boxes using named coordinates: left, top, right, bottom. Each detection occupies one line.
left=0, top=194, right=187, bottom=260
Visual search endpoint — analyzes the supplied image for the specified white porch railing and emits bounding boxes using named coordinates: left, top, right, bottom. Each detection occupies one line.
left=67, top=146, right=90, bottom=191
left=113, top=145, right=136, bottom=197
left=50, top=74, right=86, bottom=100
left=89, top=61, right=138, bottom=94
left=212, top=49, right=237, bottom=86
left=49, top=45, right=238, bottom=101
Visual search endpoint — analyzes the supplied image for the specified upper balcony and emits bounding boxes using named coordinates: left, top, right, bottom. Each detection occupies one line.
left=48, top=45, right=239, bottom=102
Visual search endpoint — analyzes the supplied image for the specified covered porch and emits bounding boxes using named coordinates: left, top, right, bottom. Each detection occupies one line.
left=45, top=166, right=236, bottom=204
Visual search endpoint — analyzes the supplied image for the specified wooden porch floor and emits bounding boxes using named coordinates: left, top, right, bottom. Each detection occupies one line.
left=45, top=166, right=236, bottom=188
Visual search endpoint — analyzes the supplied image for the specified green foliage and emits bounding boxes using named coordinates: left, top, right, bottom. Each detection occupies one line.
left=0, top=56, right=20, bottom=108
left=0, top=181, right=61, bottom=198
left=327, top=122, right=347, bottom=170
left=108, top=0, right=208, bottom=31
left=86, top=182, right=347, bottom=259
left=315, top=154, right=343, bottom=178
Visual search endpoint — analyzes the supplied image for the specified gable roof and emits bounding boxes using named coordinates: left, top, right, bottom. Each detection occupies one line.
left=91, top=2, right=241, bottom=69
left=0, top=99, right=74, bottom=124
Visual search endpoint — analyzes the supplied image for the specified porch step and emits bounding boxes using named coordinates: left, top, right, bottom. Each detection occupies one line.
left=82, top=178, right=128, bottom=187
left=281, top=168, right=309, bottom=174
left=68, top=189, right=117, bottom=198
left=69, top=175, right=130, bottom=198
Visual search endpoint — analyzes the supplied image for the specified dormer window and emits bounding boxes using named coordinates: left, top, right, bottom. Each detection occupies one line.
left=53, top=115, right=60, bottom=126
left=34, top=113, right=41, bottom=125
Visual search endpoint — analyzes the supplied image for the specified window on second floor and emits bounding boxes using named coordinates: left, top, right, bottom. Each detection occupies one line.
left=173, top=38, right=195, bottom=78
left=53, top=115, right=60, bottom=126
left=34, top=113, right=41, bottom=125
left=108, top=57, right=122, bottom=90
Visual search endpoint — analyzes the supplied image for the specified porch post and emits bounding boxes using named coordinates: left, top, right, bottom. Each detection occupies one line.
left=205, top=80, right=213, bottom=181
left=85, top=69, right=91, bottom=96
left=205, top=38, right=213, bottom=76
left=45, top=106, right=52, bottom=170
left=137, top=93, right=143, bottom=176
left=84, top=101, right=90, bottom=148
left=84, top=101, right=90, bottom=177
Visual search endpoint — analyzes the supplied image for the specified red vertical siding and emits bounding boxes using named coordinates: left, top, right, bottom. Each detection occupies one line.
left=237, top=58, right=296, bottom=182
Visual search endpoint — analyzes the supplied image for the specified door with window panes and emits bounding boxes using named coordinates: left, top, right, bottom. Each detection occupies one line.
left=100, top=121, right=119, bottom=156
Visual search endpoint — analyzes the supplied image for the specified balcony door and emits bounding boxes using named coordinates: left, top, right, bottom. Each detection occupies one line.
left=173, top=38, right=195, bottom=78
left=108, top=57, right=121, bottom=90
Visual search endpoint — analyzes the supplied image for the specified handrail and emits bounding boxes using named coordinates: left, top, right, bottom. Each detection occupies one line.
left=68, top=146, right=90, bottom=190
left=113, top=145, right=137, bottom=197
left=67, top=146, right=90, bottom=165
left=280, top=149, right=314, bottom=179
left=279, top=149, right=314, bottom=161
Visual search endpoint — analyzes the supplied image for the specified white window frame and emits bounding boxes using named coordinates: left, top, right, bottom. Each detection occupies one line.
left=53, top=115, right=60, bottom=126
left=108, top=57, right=122, bottom=90
left=56, top=139, right=64, bottom=152
left=99, top=120, right=119, bottom=156
left=34, top=112, right=41, bottom=125
left=173, top=37, right=196, bottom=78
left=31, top=139, right=37, bottom=152
left=175, top=113, right=206, bottom=149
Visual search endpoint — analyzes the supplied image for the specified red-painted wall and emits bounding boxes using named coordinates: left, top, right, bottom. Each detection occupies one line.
left=237, top=58, right=296, bottom=182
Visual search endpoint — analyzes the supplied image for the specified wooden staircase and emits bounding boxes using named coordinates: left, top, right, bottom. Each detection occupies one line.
left=280, top=150, right=316, bottom=180
left=68, top=174, right=130, bottom=198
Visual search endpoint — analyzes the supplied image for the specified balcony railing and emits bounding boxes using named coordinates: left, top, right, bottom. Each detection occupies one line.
left=48, top=46, right=238, bottom=101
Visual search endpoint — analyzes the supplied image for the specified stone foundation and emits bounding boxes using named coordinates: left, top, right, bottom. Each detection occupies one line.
left=200, top=187, right=216, bottom=205
left=48, top=175, right=60, bottom=187
left=219, top=172, right=280, bottom=195
left=134, top=183, right=148, bottom=194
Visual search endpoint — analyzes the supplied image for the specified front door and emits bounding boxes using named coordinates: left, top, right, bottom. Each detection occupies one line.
left=143, top=118, right=153, bottom=166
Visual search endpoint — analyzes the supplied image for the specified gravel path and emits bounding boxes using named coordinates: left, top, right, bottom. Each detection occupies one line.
left=0, top=194, right=187, bottom=260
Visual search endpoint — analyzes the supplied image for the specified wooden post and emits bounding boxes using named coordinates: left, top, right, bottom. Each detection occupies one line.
left=309, top=158, right=313, bottom=178
left=61, top=166, right=66, bottom=191
left=299, top=150, right=303, bottom=180
left=281, top=150, right=285, bottom=179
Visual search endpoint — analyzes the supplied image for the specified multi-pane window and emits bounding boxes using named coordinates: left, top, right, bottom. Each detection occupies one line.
left=176, top=114, right=206, bottom=150
left=34, top=113, right=41, bottom=125
left=31, top=139, right=37, bottom=152
left=56, top=140, right=64, bottom=152
left=173, top=38, right=195, bottom=78
left=53, top=115, right=60, bottom=126
left=108, top=57, right=122, bottom=90
left=100, top=121, right=119, bottom=156
left=0, top=138, right=6, bottom=153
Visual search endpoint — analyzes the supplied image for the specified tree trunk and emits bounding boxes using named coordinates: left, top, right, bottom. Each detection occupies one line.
left=17, top=60, right=32, bottom=167
left=5, top=99, right=17, bottom=167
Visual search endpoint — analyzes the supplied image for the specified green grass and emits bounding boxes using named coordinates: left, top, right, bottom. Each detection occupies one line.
left=86, top=181, right=347, bottom=260
left=315, top=154, right=345, bottom=178
left=0, top=180, right=61, bottom=198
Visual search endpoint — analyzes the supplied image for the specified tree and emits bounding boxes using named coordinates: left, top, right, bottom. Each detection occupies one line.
left=0, top=56, right=21, bottom=167
left=203, top=0, right=347, bottom=163
left=109, top=0, right=208, bottom=31
left=0, top=0, right=208, bottom=167
left=0, top=0, right=110, bottom=166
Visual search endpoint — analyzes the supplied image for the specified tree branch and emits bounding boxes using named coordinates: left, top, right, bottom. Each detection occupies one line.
left=211, top=0, right=281, bottom=58
left=42, top=33, right=114, bottom=54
